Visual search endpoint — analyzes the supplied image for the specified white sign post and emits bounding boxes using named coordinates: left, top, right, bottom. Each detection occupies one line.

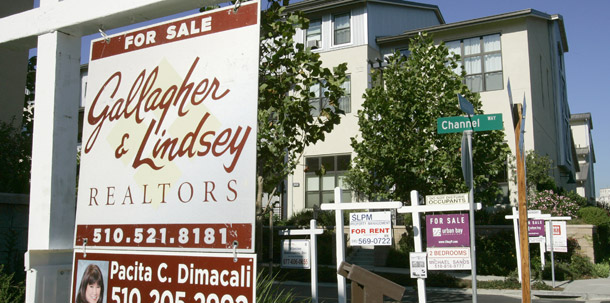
left=321, top=188, right=403, bottom=303
left=397, top=190, right=482, bottom=303
left=505, top=208, right=570, bottom=287
left=279, top=220, right=324, bottom=303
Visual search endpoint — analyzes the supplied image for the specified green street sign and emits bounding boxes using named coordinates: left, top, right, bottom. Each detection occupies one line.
left=437, top=113, right=503, bottom=134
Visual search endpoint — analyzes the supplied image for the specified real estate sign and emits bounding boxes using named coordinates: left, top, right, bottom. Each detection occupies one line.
left=426, top=214, right=470, bottom=247
left=73, top=2, right=260, bottom=254
left=72, top=250, right=256, bottom=303
left=427, top=247, right=472, bottom=270
left=281, top=239, right=310, bottom=269
left=546, top=221, right=568, bottom=252
left=425, top=193, right=468, bottom=205
left=349, top=211, right=392, bottom=246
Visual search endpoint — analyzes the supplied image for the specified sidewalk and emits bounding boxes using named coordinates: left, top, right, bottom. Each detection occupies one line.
left=293, top=265, right=610, bottom=301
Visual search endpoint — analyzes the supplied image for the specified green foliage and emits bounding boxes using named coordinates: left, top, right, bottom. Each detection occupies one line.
left=593, top=223, right=610, bottom=263
left=0, top=56, right=35, bottom=194
left=577, top=207, right=610, bottom=226
left=257, top=0, right=348, bottom=195
left=0, top=122, right=32, bottom=194
left=0, top=265, right=24, bottom=303
left=345, top=32, right=508, bottom=205
left=256, top=271, right=300, bottom=303
left=510, top=151, right=556, bottom=193
left=474, top=207, right=512, bottom=225
left=475, top=231, right=517, bottom=275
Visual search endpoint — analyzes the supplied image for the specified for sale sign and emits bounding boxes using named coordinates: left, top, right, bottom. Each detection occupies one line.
left=426, top=214, right=469, bottom=247
left=281, top=239, right=310, bottom=269
left=74, top=2, right=260, bottom=253
left=546, top=221, right=568, bottom=252
left=349, top=211, right=392, bottom=246
left=427, top=247, right=471, bottom=270
left=528, top=219, right=545, bottom=237
left=71, top=251, right=255, bottom=303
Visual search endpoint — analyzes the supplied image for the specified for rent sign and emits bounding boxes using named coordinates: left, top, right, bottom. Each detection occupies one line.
left=72, top=251, right=256, bottom=303
left=349, top=211, right=392, bottom=246
left=73, top=2, right=259, bottom=253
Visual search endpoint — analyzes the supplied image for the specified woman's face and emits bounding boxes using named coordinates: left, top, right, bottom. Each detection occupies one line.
left=85, top=283, right=101, bottom=303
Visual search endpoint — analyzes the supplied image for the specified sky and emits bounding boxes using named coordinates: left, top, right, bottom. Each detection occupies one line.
left=29, top=0, right=609, bottom=198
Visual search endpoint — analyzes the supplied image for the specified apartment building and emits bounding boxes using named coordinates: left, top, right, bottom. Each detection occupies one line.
left=571, top=113, right=596, bottom=203
left=283, top=0, right=582, bottom=217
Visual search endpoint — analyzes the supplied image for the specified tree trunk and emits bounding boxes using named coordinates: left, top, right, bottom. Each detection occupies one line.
left=256, top=175, right=264, bottom=262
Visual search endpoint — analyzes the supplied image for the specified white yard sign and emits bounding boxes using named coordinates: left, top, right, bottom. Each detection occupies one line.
left=281, top=239, right=311, bottom=269
left=427, top=247, right=472, bottom=270
left=546, top=221, right=568, bottom=252
left=74, top=2, right=260, bottom=253
left=349, top=211, right=392, bottom=246
left=425, top=193, right=468, bottom=205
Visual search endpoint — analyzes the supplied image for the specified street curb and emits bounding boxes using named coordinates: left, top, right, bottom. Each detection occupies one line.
left=277, top=281, right=610, bottom=300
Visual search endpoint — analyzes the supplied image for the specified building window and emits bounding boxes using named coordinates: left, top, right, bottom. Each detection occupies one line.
left=333, top=13, right=351, bottom=45
left=446, top=34, right=503, bottom=92
left=306, top=19, right=321, bottom=49
left=305, top=155, right=352, bottom=208
left=309, top=76, right=351, bottom=115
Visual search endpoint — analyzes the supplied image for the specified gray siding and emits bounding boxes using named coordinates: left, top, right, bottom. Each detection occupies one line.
left=367, top=3, right=441, bottom=49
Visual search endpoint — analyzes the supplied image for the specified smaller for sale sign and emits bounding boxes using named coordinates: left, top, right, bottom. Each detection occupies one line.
left=71, top=250, right=255, bottom=303
left=281, top=239, right=310, bottom=269
left=427, top=247, right=471, bottom=270
left=349, top=211, right=392, bottom=246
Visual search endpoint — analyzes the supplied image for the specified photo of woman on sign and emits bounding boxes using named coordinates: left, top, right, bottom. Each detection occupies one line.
left=76, top=264, right=105, bottom=303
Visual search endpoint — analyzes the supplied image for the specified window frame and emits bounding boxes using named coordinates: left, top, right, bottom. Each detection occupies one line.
left=306, top=18, right=322, bottom=49
left=332, top=12, right=351, bottom=46
left=446, top=33, right=504, bottom=92
left=309, top=75, right=351, bottom=115
left=305, top=154, right=352, bottom=208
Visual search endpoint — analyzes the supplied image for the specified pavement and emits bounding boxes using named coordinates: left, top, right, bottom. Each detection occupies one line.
left=275, top=265, right=610, bottom=302
left=442, top=272, right=610, bottom=301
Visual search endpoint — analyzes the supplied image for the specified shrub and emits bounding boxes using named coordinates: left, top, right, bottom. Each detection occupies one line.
left=475, top=231, right=517, bottom=275
left=0, top=265, right=25, bottom=303
left=529, top=190, right=579, bottom=217
left=577, top=207, right=610, bottom=226
left=256, top=271, right=300, bottom=303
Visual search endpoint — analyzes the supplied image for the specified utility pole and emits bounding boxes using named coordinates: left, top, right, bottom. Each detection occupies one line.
left=513, top=103, right=531, bottom=303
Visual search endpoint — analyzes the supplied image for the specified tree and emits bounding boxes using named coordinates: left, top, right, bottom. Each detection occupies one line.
left=510, top=150, right=556, bottom=196
left=255, top=0, right=347, bottom=252
left=0, top=56, right=35, bottom=194
left=346, top=33, right=509, bottom=204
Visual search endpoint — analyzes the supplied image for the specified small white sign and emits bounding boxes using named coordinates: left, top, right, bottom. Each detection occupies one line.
left=545, top=221, right=568, bottom=252
left=281, top=239, right=310, bottom=269
left=427, top=247, right=471, bottom=270
left=425, top=193, right=468, bottom=205
left=349, top=211, right=392, bottom=246
left=529, top=236, right=545, bottom=244
left=410, top=252, right=427, bottom=278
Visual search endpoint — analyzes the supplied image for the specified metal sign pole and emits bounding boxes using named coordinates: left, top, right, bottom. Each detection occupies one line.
left=465, top=130, right=478, bottom=303
left=549, top=220, right=555, bottom=289
left=311, top=219, right=319, bottom=303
